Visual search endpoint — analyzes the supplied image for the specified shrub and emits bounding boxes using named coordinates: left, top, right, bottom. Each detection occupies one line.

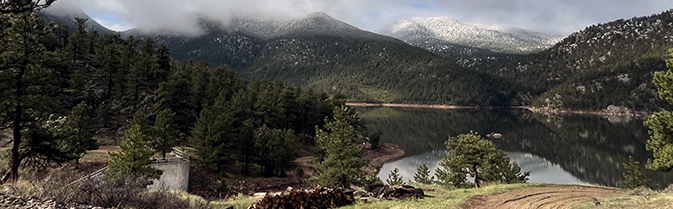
left=386, top=167, right=404, bottom=186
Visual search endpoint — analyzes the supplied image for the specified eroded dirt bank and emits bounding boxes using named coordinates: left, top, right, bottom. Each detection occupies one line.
left=461, top=185, right=625, bottom=209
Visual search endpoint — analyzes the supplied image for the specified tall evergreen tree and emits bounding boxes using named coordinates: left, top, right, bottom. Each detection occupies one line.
left=136, top=38, right=158, bottom=92
left=0, top=9, right=58, bottom=182
left=152, top=108, right=180, bottom=159
left=121, top=36, right=139, bottom=107
left=95, top=33, right=122, bottom=101
left=58, top=101, right=98, bottom=163
left=308, top=106, right=365, bottom=188
left=228, top=89, right=255, bottom=175
left=645, top=49, right=673, bottom=172
left=154, top=68, right=196, bottom=135
left=254, top=125, right=300, bottom=177
left=104, top=124, right=162, bottom=182
left=189, top=92, right=236, bottom=173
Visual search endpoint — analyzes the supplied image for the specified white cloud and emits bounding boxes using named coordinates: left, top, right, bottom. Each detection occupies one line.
left=63, top=0, right=673, bottom=35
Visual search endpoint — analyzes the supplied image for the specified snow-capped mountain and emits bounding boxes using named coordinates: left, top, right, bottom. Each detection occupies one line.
left=225, top=12, right=399, bottom=42
left=388, top=17, right=564, bottom=54
left=40, top=0, right=113, bottom=33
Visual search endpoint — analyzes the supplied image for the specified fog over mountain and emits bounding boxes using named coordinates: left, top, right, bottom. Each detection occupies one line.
left=52, top=0, right=673, bottom=36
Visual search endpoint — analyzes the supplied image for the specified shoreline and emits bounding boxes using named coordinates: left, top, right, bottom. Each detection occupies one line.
left=346, top=102, right=649, bottom=118
left=361, top=142, right=405, bottom=175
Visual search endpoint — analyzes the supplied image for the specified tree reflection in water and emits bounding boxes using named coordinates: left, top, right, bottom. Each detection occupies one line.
left=360, top=107, right=673, bottom=188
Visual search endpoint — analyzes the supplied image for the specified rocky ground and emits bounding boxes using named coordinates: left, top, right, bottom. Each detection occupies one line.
left=0, top=193, right=109, bottom=209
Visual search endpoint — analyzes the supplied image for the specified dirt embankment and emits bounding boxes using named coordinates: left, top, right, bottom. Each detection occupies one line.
left=461, top=186, right=625, bottom=209
left=361, top=143, right=405, bottom=175
left=346, top=102, right=476, bottom=109
left=295, top=142, right=405, bottom=177
left=525, top=107, right=648, bottom=118
left=347, top=102, right=648, bottom=118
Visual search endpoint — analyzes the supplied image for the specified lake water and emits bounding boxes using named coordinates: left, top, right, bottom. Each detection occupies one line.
left=357, top=107, right=673, bottom=188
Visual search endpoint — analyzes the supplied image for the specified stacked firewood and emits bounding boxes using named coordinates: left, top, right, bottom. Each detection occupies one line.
left=248, top=185, right=354, bottom=209
left=369, top=184, right=426, bottom=200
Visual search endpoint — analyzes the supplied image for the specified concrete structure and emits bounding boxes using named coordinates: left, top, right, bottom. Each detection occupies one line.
left=70, top=148, right=191, bottom=191
left=148, top=157, right=190, bottom=191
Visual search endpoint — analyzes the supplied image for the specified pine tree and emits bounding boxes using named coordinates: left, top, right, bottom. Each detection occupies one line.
left=154, top=69, right=196, bottom=135
left=66, top=18, right=89, bottom=64
left=95, top=33, right=122, bottom=101
left=136, top=38, right=158, bottom=92
left=104, top=124, right=162, bottom=183
left=619, top=156, right=652, bottom=189
left=369, top=128, right=383, bottom=149
left=413, top=164, right=434, bottom=184
left=228, top=89, right=255, bottom=175
left=386, top=167, right=404, bottom=186
left=254, top=125, right=300, bottom=177
left=152, top=108, right=180, bottom=159
left=59, top=101, right=99, bottom=163
left=435, top=131, right=528, bottom=188
left=307, top=106, right=365, bottom=188
left=0, top=9, right=59, bottom=182
left=129, top=109, right=149, bottom=132
left=0, top=0, right=56, bottom=14
left=645, top=49, right=673, bottom=172
left=119, top=35, right=137, bottom=106
left=189, top=92, right=236, bottom=173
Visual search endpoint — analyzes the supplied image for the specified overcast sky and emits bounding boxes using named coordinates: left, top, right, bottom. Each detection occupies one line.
left=59, top=0, right=673, bottom=36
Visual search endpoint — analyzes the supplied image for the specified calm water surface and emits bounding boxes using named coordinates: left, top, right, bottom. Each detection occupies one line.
left=357, top=107, right=673, bottom=188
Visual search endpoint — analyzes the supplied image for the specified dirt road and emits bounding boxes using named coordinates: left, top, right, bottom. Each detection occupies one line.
left=462, top=186, right=625, bottom=209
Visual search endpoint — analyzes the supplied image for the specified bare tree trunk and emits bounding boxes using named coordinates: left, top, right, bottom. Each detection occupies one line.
left=473, top=164, right=480, bottom=188
left=9, top=68, right=25, bottom=183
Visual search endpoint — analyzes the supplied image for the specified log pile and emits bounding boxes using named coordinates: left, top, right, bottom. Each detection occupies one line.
left=369, top=185, right=426, bottom=200
left=248, top=185, right=354, bottom=209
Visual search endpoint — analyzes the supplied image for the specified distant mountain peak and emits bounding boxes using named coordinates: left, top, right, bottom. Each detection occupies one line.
left=39, top=0, right=114, bottom=33
left=306, top=12, right=332, bottom=19
left=388, top=17, right=564, bottom=54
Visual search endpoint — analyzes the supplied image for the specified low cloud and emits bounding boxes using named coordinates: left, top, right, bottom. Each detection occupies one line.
left=59, top=0, right=673, bottom=35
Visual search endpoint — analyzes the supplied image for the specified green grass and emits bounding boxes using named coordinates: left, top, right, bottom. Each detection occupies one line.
left=358, top=107, right=403, bottom=119
left=573, top=187, right=673, bottom=209
left=210, top=198, right=254, bottom=209
left=358, top=86, right=402, bottom=103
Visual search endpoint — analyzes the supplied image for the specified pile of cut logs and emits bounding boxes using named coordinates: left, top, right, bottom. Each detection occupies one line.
left=368, top=184, right=426, bottom=200
left=248, top=185, right=354, bottom=209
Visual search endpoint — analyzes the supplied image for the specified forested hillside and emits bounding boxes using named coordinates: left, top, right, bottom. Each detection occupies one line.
left=138, top=13, right=520, bottom=106
left=39, top=4, right=673, bottom=111
left=489, top=10, right=673, bottom=112
left=1, top=10, right=349, bottom=181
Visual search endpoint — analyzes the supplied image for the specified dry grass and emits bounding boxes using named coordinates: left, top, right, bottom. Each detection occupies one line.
left=218, top=183, right=544, bottom=209
left=2, top=167, right=211, bottom=209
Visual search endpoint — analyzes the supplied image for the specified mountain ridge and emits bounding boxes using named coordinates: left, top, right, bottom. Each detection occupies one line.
left=387, top=17, right=564, bottom=54
left=490, top=9, right=673, bottom=112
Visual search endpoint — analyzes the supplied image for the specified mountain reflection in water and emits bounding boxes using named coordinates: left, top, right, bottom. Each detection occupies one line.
left=359, top=107, right=673, bottom=188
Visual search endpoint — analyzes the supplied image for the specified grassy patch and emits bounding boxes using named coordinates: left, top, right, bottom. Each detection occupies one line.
left=358, top=86, right=402, bottom=103
left=210, top=198, right=254, bottom=209
left=573, top=187, right=673, bottom=209
left=358, top=107, right=403, bottom=119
